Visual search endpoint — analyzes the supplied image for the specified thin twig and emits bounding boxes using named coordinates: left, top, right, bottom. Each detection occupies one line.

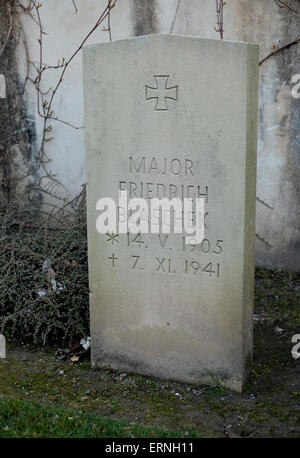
left=107, top=0, right=112, bottom=41
left=0, top=0, right=118, bottom=222
left=0, top=3, right=13, bottom=59
left=33, top=0, right=117, bottom=128
left=215, top=0, right=224, bottom=39
left=170, top=0, right=182, bottom=33
left=274, top=0, right=300, bottom=15
left=256, top=233, right=273, bottom=248
left=259, top=37, right=300, bottom=65
left=71, top=0, right=78, bottom=14
left=256, top=197, right=274, bottom=210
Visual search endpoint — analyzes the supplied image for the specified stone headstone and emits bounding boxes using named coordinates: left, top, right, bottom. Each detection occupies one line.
left=0, top=334, right=6, bottom=359
left=83, top=34, right=259, bottom=392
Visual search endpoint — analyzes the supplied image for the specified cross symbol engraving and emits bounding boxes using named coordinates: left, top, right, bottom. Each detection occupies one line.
left=108, top=253, right=118, bottom=268
left=145, top=75, right=178, bottom=111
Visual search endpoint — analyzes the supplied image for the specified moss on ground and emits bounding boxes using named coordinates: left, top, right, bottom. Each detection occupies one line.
left=0, top=268, right=299, bottom=438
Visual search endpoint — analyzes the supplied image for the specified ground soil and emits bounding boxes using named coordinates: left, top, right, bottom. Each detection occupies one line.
left=0, top=268, right=299, bottom=437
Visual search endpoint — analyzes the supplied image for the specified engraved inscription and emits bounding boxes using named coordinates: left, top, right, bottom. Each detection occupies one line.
left=129, top=157, right=194, bottom=176
left=104, top=232, right=223, bottom=278
left=104, top=154, right=224, bottom=279
left=106, top=233, right=119, bottom=244
left=108, top=253, right=118, bottom=267
left=145, top=76, right=178, bottom=111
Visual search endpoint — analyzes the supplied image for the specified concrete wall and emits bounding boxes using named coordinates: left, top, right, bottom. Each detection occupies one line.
left=11, top=0, right=300, bottom=270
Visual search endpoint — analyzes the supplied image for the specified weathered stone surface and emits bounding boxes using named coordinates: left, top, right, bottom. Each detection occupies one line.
left=83, top=34, right=259, bottom=392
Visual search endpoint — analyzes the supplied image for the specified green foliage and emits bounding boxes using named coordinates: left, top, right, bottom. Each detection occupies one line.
left=0, top=203, right=89, bottom=346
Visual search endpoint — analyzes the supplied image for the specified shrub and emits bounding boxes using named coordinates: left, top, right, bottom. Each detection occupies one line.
left=0, top=200, right=89, bottom=346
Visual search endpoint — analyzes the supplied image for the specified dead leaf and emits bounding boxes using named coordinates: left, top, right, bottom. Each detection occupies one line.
left=45, top=267, right=55, bottom=281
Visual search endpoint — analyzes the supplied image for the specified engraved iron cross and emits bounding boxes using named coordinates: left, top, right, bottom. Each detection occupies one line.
left=145, top=75, right=178, bottom=111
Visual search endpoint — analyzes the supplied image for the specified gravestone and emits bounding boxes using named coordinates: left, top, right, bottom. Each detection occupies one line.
left=83, top=34, right=259, bottom=392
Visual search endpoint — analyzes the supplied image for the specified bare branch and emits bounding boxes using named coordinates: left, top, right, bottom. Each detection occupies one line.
left=256, top=233, right=273, bottom=248
left=274, top=0, right=300, bottom=16
left=71, top=0, right=78, bottom=14
left=32, top=0, right=117, bottom=128
left=259, top=37, right=300, bottom=65
left=107, top=0, right=112, bottom=41
left=170, top=0, right=182, bottom=33
left=256, top=197, right=274, bottom=210
left=0, top=2, right=13, bottom=59
left=215, top=0, right=225, bottom=39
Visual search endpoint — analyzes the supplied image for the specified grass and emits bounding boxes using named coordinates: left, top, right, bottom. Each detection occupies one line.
left=0, top=396, right=200, bottom=438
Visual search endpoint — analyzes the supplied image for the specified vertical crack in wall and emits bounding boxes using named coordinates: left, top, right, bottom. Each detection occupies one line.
left=132, top=0, right=158, bottom=36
